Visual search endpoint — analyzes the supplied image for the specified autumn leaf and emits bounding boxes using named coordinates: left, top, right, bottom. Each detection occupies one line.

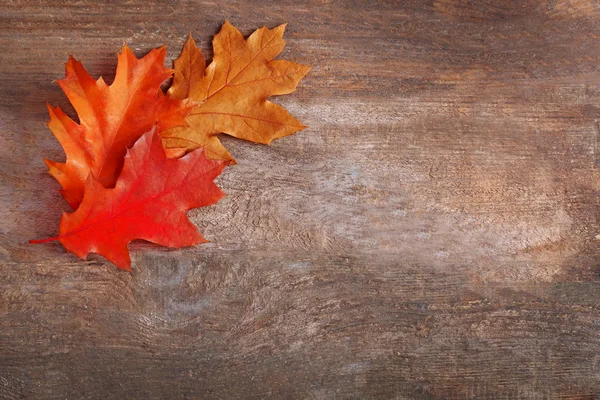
left=161, top=21, right=311, bottom=162
left=45, top=45, right=191, bottom=209
left=31, top=129, right=226, bottom=271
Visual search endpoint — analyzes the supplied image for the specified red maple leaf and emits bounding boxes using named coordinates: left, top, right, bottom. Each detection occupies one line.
left=31, top=129, right=226, bottom=270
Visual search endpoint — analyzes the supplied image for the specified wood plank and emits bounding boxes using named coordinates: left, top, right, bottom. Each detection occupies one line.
left=2, top=0, right=600, bottom=398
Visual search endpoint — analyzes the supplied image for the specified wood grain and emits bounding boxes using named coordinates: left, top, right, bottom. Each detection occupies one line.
left=2, top=0, right=600, bottom=398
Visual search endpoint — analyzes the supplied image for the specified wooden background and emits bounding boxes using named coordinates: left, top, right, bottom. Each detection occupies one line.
left=2, top=0, right=600, bottom=398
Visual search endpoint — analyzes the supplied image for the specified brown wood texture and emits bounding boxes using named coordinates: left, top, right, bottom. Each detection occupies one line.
left=2, top=0, right=600, bottom=398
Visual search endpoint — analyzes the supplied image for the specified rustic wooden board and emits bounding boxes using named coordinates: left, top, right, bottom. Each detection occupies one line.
left=2, top=0, right=600, bottom=398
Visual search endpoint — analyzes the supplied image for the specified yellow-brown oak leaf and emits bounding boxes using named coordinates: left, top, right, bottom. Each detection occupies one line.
left=161, top=21, right=311, bottom=162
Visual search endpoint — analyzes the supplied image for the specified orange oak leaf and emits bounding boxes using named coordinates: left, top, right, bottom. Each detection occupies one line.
left=45, top=45, right=191, bottom=209
left=161, top=21, right=311, bottom=162
left=31, top=129, right=226, bottom=271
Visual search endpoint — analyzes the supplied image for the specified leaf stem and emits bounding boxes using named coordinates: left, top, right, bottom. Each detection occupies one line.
left=29, top=236, right=61, bottom=244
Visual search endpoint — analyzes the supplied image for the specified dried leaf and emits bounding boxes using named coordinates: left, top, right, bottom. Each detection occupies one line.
left=161, top=21, right=311, bottom=162
left=32, top=129, right=226, bottom=271
left=46, top=45, right=191, bottom=208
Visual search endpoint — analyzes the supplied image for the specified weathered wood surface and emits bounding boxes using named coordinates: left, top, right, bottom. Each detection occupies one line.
left=2, top=0, right=600, bottom=398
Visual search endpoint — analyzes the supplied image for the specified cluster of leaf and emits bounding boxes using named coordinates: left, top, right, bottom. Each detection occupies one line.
left=31, top=21, right=310, bottom=270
